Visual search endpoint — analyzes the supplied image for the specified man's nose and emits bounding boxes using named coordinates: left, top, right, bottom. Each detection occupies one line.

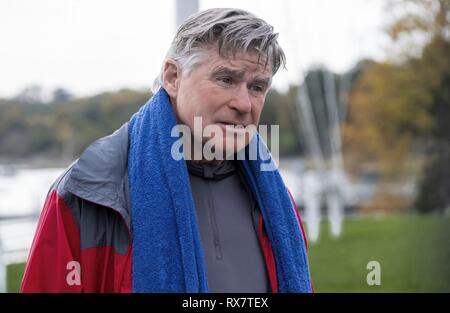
left=229, top=85, right=252, bottom=114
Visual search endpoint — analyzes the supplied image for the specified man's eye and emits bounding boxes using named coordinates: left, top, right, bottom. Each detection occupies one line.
left=217, top=76, right=233, bottom=85
left=249, top=84, right=264, bottom=93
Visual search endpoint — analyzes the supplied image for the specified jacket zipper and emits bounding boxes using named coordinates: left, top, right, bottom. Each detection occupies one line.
left=206, top=180, right=223, bottom=260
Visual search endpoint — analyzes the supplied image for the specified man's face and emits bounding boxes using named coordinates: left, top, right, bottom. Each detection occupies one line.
left=169, top=49, right=272, bottom=158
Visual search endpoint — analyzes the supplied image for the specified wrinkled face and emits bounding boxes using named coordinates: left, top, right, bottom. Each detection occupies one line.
left=164, top=49, right=272, bottom=159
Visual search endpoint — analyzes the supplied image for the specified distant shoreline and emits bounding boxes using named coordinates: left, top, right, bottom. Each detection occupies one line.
left=0, top=157, right=74, bottom=170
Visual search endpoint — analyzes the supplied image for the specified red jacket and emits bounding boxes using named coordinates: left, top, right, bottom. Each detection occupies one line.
left=21, top=123, right=310, bottom=293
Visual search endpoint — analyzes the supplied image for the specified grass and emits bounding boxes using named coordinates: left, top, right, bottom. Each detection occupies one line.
left=6, top=214, right=450, bottom=292
left=307, top=214, right=450, bottom=292
left=6, top=262, right=25, bottom=293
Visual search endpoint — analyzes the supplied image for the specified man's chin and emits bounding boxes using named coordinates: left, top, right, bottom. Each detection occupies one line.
left=201, top=137, right=249, bottom=161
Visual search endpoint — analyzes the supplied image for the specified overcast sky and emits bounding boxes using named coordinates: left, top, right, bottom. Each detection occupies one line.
left=0, top=0, right=390, bottom=98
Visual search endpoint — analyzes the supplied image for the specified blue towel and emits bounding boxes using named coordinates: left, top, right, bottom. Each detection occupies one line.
left=128, top=88, right=312, bottom=293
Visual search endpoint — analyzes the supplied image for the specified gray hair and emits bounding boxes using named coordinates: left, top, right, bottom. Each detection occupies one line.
left=153, top=8, right=286, bottom=92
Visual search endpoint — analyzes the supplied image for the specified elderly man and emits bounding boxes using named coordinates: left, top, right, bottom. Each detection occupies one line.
left=21, top=8, right=312, bottom=293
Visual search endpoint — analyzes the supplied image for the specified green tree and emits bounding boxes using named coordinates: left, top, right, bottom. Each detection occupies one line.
left=343, top=0, right=450, bottom=213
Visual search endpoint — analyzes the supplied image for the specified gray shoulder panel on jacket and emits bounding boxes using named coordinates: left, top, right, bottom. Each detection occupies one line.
left=63, top=123, right=131, bottom=230
left=44, top=123, right=132, bottom=255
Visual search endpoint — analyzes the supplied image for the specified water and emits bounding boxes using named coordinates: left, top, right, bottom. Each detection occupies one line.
left=0, top=167, right=64, bottom=216
left=0, top=167, right=64, bottom=262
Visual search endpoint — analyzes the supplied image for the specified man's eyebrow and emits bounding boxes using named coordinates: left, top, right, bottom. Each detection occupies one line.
left=211, top=66, right=245, bottom=78
left=211, top=66, right=272, bottom=85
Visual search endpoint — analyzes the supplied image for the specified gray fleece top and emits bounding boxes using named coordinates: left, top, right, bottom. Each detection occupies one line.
left=186, top=160, right=270, bottom=293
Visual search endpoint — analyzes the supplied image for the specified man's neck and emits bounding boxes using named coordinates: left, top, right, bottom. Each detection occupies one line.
left=189, top=158, right=225, bottom=166
left=184, top=135, right=228, bottom=166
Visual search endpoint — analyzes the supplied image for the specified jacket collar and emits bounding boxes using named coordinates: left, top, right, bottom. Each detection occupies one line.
left=186, top=159, right=237, bottom=180
left=64, top=123, right=131, bottom=230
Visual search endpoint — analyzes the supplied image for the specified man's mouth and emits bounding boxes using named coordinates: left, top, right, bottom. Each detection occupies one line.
left=217, top=121, right=247, bottom=128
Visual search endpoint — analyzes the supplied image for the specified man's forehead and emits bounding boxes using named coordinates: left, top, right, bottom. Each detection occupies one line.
left=207, top=50, right=272, bottom=76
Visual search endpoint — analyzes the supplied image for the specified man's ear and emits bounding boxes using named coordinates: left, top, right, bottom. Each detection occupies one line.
left=162, top=59, right=181, bottom=98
